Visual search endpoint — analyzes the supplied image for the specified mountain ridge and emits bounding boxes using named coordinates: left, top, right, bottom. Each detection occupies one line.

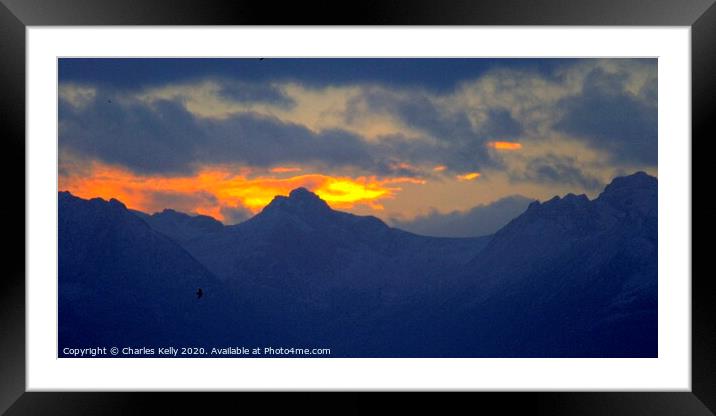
left=58, top=171, right=658, bottom=357
left=131, top=206, right=224, bottom=243
left=58, top=191, right=251, bottom=349
left=443, top=171, right=658, bottom=356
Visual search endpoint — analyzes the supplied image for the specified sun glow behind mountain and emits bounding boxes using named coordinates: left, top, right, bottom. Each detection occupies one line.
left=59, top=162, right=425, bottom=221
left=58, top=58, right=658, bottom=230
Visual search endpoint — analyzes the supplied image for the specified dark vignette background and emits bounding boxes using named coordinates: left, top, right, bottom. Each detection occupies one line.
left=0, top=0, right=710, bottom=414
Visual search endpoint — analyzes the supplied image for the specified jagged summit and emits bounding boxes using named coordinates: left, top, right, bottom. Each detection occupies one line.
left=60, top=190, right=128, bottom=210
left=603, top=171, right=656, bottom=191
left=261, top=187, right=331, bottom=216
left=562, top=193, right=590, bottom=203
left=598, top=171, right=656, bottom=199
left=58, top=169, right=658, bottom=357
left=485, top=171, right=657, bottom=253
left=289, top=187, right=318, bottom=200
left=596, top=171, right=657, bottom=215
left=229, top=186, right=395, bottom=245
left=525, top=192, right=589, bottom=214
left=524, top=172, right=654, bottom=212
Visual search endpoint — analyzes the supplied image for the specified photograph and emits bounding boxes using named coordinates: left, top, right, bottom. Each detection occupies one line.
left=1, top=2, right=706, bottom=409
left=57, top=57, right=658, bottom=358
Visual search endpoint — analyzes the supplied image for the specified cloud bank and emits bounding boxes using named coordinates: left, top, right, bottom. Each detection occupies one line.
left=389, top=195, right=535, bottom=238
left=58, top=58, right=657, bottom=230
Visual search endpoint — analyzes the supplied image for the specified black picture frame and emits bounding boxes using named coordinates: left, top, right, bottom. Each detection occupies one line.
left=0, top=0, right=710, bottom=414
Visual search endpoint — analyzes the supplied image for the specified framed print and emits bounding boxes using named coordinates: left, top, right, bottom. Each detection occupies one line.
left=1, top=0, right=711, bottom=414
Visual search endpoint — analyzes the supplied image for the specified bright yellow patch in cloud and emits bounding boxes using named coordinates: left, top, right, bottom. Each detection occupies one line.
left=59, top=162, right=424, bottom=222
left=456, top=172, right=481, bottom=181
left=488, top=141, right=523, bottom=150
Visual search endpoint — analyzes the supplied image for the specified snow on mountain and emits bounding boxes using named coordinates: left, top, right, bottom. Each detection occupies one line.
left=58, top=172, right=658, bottom=357
left=58, top=191, right=248, bottom=350
left=431, top=171, right=658, bottom=357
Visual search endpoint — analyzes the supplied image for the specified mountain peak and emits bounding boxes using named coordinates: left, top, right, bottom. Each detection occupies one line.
left=602, top=171, right=656, bottom=193
left=597, top=171, right=656, bottom=215
left=261, top=187, right=331, bottom=217
left=108, top=198, right=127, bottom=209
left=288, top=187, right=322, bottom=201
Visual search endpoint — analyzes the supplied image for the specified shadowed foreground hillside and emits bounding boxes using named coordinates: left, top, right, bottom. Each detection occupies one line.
left=58, top=172, right=657, bottom=357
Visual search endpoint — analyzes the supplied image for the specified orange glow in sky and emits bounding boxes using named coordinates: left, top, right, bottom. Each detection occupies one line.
left=59, top=163, right=425, bottom=222
left=456, top=172, right=481, bottom=181
left=433, top=165, right=447, bottom=172
left=270, top=167, right=302, bottom=173
left=488, top=141, right=523, bottom=150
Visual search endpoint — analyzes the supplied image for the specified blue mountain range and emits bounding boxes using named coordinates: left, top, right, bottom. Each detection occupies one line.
left=58, top=172, right=657, bottom=357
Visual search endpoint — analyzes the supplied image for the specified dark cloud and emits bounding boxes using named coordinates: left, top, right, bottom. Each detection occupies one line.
left=58, top=59, right=657, bottom=192
left=217, top=81, right=295, bottom=108
left=389, top=195, right=534, bottom=238
left=59, top=58, right=574, bottom=93
left=59, top=85, right=491, bottom=177
left=369, top=134, right=460, bottom=174
left=60, top=97, right=206, bottom=174
left=480, top=108, right=523, bottom=140
left=389, top=95, right=476, bottom=143
left=520, top=155, right=604, bottom=191
left=201, top=116, right=379, bottom=170
left=60, top=89, right=383, bottom=175
left=555, top=67, right=657, bottom=165
left=354, top=90, right=512, bottom=172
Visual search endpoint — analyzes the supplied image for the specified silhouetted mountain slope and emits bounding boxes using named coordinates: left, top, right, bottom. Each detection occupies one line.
left=183, top=188, right=489, bottom=300
left=58, top=192, right=246, bottom=350
left=424, top=171, right=658, bottom=357
left=132, top=208, right=224, bottom=243
left=58, top=172, right=658, bottom=357
left=154, top=188, right=489, bottom=347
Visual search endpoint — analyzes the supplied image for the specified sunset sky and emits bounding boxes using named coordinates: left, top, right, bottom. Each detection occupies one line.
left=58, top=58, right=657, bottom=228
